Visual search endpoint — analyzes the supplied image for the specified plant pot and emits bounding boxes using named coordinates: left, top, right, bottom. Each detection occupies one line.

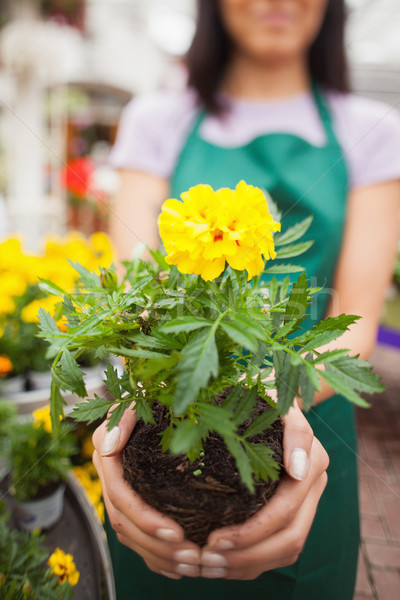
left=122, top=401, right=284, bottom=546
left=15, top=483, right=66, bottom=531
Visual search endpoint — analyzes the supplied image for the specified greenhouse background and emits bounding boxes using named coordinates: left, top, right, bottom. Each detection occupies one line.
left=0, top=1, right=399, bottom=599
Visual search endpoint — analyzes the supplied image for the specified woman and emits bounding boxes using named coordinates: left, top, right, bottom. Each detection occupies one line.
left=92, top=1, right=400, bottom=598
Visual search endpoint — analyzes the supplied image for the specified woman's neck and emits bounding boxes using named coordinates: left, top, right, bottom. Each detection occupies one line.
left=222, top=53, right=311, bottom=101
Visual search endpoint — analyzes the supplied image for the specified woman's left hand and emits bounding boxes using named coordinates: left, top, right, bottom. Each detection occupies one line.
left=199, top=402, right=329, bottom=579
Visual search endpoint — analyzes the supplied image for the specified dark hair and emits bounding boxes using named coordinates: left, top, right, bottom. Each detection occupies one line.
left=186, top=0, right=350, bottom=113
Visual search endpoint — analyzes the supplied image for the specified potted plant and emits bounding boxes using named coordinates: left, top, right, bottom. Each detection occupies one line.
left=0, top=232, right=113, bottom=413
left=39, top=181, right=384, bottom=545
left=7, top=406, right=76, bottom=530
left=0, top=503, right=79, bottom=598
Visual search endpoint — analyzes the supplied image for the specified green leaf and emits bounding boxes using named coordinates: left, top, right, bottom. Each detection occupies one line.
left=197, top=403, right=236, bottom=438
left=298, top=356, right=317, bottom=412
left=221, top=320, right=258, bottom=353
left=108, top=346, right=166, bottom=359
left=273, top=318, right=303, bottom=340
left=104, top=364, right=122, bottom=399
left=224, top=436, right=254, bottom=493
left=243, top=442, right=280, bottom=482
left=275, top=216, right=313, bottom=246
left=138, top=354, right=179, bottom=379
left=284, top=272, right=309, bottom=322
left=160, top=421, right=174, bottom=452
left=38, top=278, right=73, bottom=300
left=235, top=313, right=268, bottom=340
left=60, top=349, right=87, bottom=397
left=174, top=328, right=219, bottom=415
left=170, top=419, right=207, bottom=455
left=107, top=402, right=127, bottom=430
left=68, top=260, right=100, bottom=288
left=135, top=397, right=155, bottom=424
left=244, top=406, right=279, bottom=438
left=323, top=355, right=385, bottom=396
left=264, top=264, right=305, bottom=274
left=275, top=241, right=314, bottom=259
left=160, top=316, right=212, bottom=335
left=232, top=386, right=259, bottom=426
left=71, top=394, right=114, bottom=424
left=319, top=370, right=370, bottom=407
left=38, top=308, right=61, bottom=337
left=50, top=381, right=65, bottom=435
left=300, top=330, right=346, bottom=353
left=274, top=351, right=300, bottom=415
left=313, top=348, right=350, bottom=364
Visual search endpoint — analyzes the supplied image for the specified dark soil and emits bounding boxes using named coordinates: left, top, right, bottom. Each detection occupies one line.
left=122, top=397, right=284, bottom=546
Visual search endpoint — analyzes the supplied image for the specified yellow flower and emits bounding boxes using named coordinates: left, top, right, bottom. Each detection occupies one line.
left=21, top=296, right=60, bottom=324
left=48, top=548, right=80, bottom=586
left=32, top=406, right=61, bottom=433
left=0, top=355, right=13, bottom=378
left=158, top=181, right=280, bottom=281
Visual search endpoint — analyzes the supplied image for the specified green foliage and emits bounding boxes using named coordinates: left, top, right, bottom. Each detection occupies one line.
left=0, top=504, right=73, bottom=599
left=7, top=418, right=76, bottom=503
left=38, top=216, right=384, bottom=492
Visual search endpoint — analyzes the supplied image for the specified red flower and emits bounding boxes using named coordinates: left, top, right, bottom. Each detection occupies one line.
left=61, top=157, right=94, bottom=200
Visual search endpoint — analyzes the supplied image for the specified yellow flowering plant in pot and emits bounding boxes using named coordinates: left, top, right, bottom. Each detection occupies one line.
left=0, top=232, right=113, bottom=407
left=39, top=181, right=383, bottom=545
left=7, top=406, right=76, bottom=530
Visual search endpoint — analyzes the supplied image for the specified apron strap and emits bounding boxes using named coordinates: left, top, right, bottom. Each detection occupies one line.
left=312, top=83, right=338, bottom=146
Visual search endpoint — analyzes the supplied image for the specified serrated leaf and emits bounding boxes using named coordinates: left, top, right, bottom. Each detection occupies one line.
left=324, top=355, right=385, bottom=395
left=275, top=240, right=314, bottom=259
left=243, top=442, right=280, bottom=482
left=170, top=419, right=207, bottom=455
left=160, top=316, right=212, bottom=334
left=60, top=350, right=87, bottom=397
left=197, top=403, right=236, bottom=438
left=275, top=216, right=313, bottom=246
left=174, top=328, right=219, bottom=415
left=108, top=346, right=166, bottom=359
left=68, top=260, right=100, bottom=288
left=38, top=308, right=62, bottom=337
left=313, top=348, right=350, bottom=364
left=244, top=406, right=279, bottom=438
left=274, top=351, right=300, bottom=415
left=135, top=397, right=155, bottom=424
left=284, top=272, right=309, bottom=322
left=300, top=330, right=345, bottom=353
left=232, top=386, right=259, bottom=426
left=104, top=364, right=122, bottom=399
left=274, top=318, right=303, bottom=340
left=298, top=361, right=317, bottom=412
left=38, top=278, right=73, bottom=300
left=224, top=436, right=254, bottom=493
left=221, top=320, right=258, bottom=353
left=107, top=402, right=127, bottom=430
left=235, top=313, right=268, bottom=340
left=319, top=370, right=370, bottom=407
left=137, top=354, right=179, bottom=378
left=160, top=422, right=174, bottom=452
left=71, top=394, right=114, bottom=424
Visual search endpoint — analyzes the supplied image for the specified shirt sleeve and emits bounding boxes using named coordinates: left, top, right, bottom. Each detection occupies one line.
left=108, top=90, right=197, bottom=178
left=330, top=93, right=400, bottom=189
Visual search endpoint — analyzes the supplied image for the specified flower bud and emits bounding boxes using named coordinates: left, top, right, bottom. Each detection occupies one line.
left=100, top=267, right=118, bottom=292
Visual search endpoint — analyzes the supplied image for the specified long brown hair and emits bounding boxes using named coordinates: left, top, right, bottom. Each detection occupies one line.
left=187, top=0, right=350, bottom=113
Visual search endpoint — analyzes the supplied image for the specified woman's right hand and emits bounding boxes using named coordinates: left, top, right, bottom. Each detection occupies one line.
left=92, top=409, right=203, bottom=579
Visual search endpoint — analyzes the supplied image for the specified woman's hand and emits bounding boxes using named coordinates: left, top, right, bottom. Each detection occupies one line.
left=202, top=402, right=329, bottom=579
left=92, top=409, right=202, bottom=579
left=92, top=402, right=329, bottom=580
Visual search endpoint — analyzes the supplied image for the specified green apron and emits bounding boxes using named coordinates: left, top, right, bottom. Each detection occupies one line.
left=106, top=87, right=360, bottom=599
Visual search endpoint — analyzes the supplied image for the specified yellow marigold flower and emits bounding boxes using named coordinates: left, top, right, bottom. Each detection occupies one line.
left=158, top=181, right=280, bottom=281
left=48, top=548, right=80, bottom=586
left=0, top=355, right=13, bottom=378
left=90, top=232, right=114, bottom=268
left=21, top=296, right=59, bottom=323
left=33, top=406, right=53, bottom=433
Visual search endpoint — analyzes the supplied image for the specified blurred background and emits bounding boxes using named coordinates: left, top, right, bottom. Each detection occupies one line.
left=0, top=0, right=399, bottom=249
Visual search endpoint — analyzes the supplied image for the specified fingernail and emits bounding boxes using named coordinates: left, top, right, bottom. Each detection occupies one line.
left=173, top=549, right=200, bottom=564
left=201, top=552, right=228, bottom=567
left=101, top=426, right=120, bottom=456
left=201, top=567, right=227, bottom=578
left=289, top=448, right=309, bottom=481
left=160, top=570, right=181, bottom=580
left=209, top=538, right=235, bottom=551
left=156, top=528, right=181, bottom=542
left=175, top=563, right=200, bottom=577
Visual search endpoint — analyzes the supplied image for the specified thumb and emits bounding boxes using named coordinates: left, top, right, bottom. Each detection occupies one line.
left=100, top=403, right=137, bottom=457
left=282, top=400, right=314, bottom=482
